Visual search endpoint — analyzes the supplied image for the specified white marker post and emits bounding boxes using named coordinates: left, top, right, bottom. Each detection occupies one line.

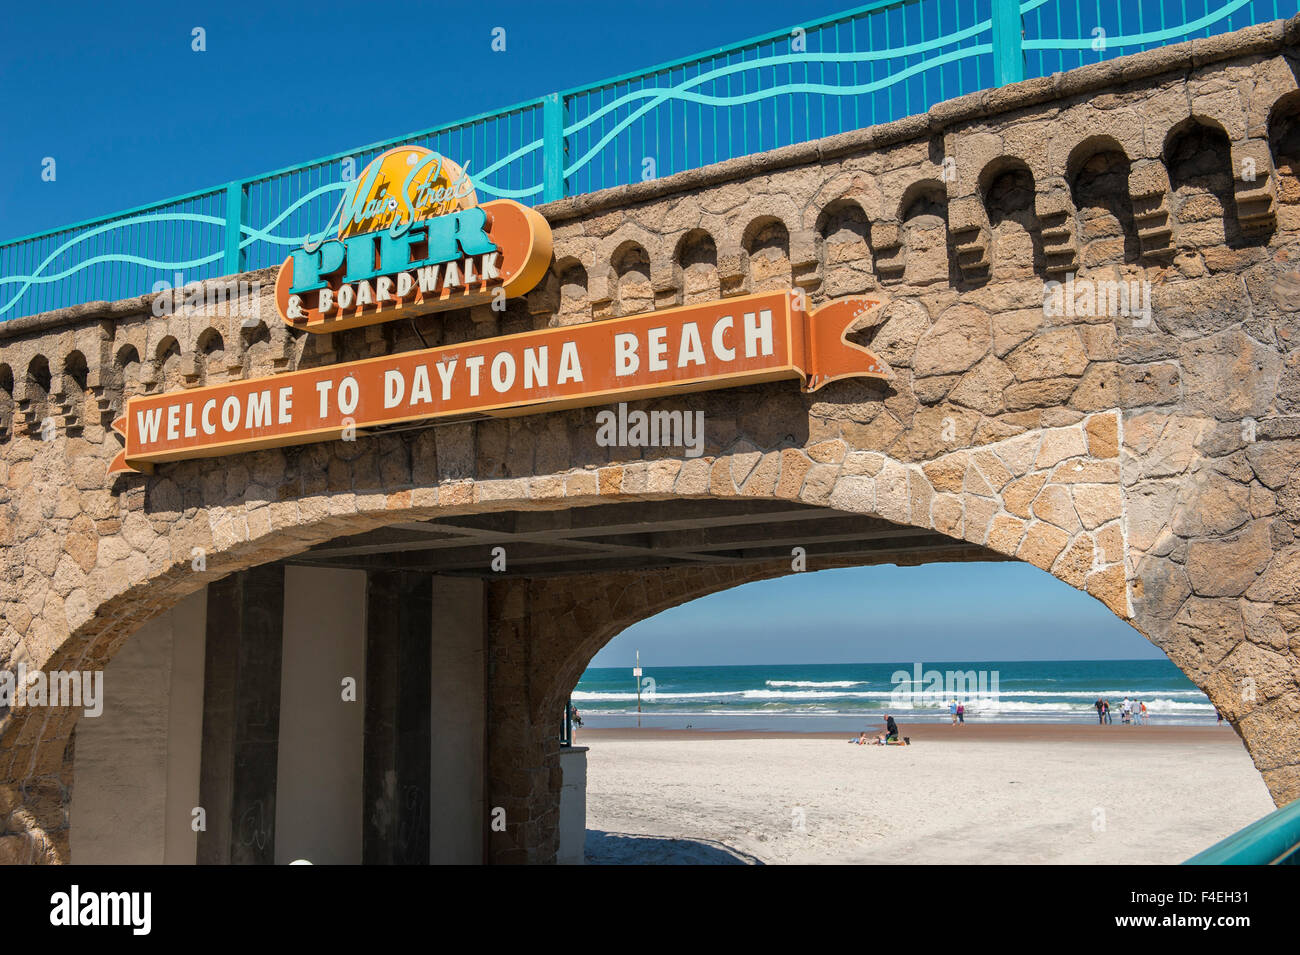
left=633, top=650, right=643, bottom=729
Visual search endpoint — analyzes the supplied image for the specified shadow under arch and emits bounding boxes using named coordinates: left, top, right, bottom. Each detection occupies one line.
left=897, top=179, right=956, bottom=286
left=1162, top=115, right=1245, bottom=247
left=673, top=228, right=719, bottom=305
left=1268, top=89, right=1300, bottom=204
left=978, top=156, right=1047, bottom=278
left=0, top=363, right=12, bottom=442
left=1067, top=135, right=1140, bottom=265
left=610, top=239, right=653, bottom=316
left=814, top=197, right=873, bottom=297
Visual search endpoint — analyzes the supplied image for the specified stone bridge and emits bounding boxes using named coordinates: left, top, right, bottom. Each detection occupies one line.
left=3, top=16, right=1300, bottom=864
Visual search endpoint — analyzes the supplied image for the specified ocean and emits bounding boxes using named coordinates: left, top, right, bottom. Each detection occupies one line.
left=571, top=659, right=1218, bottom=731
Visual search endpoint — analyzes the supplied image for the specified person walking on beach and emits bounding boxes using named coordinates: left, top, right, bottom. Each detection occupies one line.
left=949, top=699, right=958, bottom=725
left=1103, top=699, right=1112, bottom=724
left=1138, top=701, right=1148, bottom=725
left=1121, top=697, right=1132, bottom=724
left=957, top=701, right=965, bottom=725
left=1094, top=697, right=1105, bottom=724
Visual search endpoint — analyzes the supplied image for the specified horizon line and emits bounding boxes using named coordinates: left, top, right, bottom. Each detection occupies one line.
left=584, top=656, right=1173, bottom=669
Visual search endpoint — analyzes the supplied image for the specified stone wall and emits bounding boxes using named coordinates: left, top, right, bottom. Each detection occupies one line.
left=4, top=17, right=1300, bottom=862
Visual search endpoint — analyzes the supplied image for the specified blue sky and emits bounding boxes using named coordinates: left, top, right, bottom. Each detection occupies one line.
left=0, top=0, right=855, bottom=239
left=0, top=0, right=1160, bottom=665
left=589, top=561, right=1160, bottom=666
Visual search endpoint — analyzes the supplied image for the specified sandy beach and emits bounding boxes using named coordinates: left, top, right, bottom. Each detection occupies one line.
left=579, top=726, right=1276, bottom=864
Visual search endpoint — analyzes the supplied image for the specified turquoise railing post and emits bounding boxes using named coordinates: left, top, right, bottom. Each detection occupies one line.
left=222, top=180, right=246, bottom=276
left=1184, top=795, right=1300, bottom=865
left=542, top=92, right=565, bottom=203
left=991, top=0, right=1025, bottom=86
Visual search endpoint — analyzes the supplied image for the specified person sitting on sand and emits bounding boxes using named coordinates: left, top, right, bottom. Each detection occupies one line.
left=884, top=714, right=899, bottom=742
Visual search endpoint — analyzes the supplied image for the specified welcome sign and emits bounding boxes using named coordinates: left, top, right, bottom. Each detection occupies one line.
left=109, top=290, right=890, bottom=474
left=276, top=146, right=552, bottom=333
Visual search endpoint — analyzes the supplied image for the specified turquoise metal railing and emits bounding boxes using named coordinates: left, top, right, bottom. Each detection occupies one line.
left=1022, top=0, right=1289, bottom=78
left=0, top=0, right=1293, bottom=322
left=561, top=0, right=996, bottom=196
left=1184, top=796, right=1300, bottom=864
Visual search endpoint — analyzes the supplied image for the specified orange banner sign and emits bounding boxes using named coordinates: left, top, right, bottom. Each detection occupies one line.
left=109, top=291, right=889, bottom=475
left=276, top=198, right=552, bottom=334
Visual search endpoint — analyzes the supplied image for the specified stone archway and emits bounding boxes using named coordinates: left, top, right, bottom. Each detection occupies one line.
left=1, top=390, right=1294, bottom=864
left=5, top=20, right=1300, bottom=863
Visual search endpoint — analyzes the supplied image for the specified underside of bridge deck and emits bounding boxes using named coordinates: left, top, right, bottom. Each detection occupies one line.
left=283, top=499, right=1004, bottom=577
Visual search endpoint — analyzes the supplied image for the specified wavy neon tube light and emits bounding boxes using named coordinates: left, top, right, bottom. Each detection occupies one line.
left=1022, top=0, right=1256, bottom=49
left=563, top=43, right=993, bottom=178
left=0, top=212, right=227, bottom=315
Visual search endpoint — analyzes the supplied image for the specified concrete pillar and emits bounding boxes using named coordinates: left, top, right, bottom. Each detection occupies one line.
left=363, top=571, right=432, bottom=864
left=274, top=566, right=366, bottom=864
left=485, top=577, right=564, bottom=864
left=197, top=565, right=286, bottom=865
left=71, top=589, right=207, bottom=864
left=429, top=575, right=486, bottom=864
left=163, top=590, right=208, bottom=864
